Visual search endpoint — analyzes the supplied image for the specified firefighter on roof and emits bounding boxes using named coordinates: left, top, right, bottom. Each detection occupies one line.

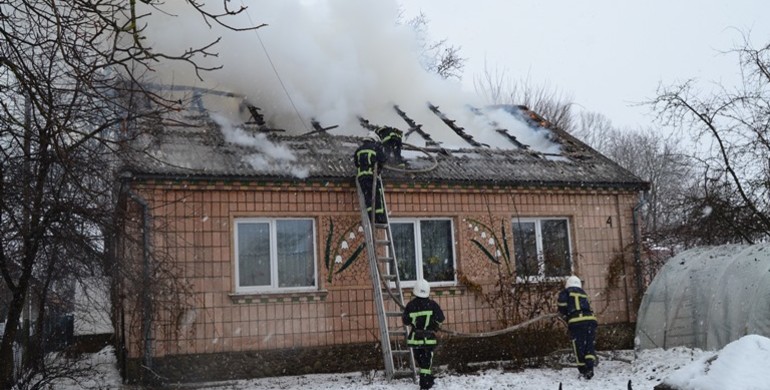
left=375, top=126, right=405, bottom=165
left=557, top=275, right=598, bottom=380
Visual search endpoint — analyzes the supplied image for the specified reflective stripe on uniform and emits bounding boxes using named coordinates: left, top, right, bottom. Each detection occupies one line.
left=356, top=149, right=378, bottom=177
left=407, top=310, right=437, bottom=345
left=567, top=292, right=596, bottom=323
left=567, top=314, right=597, bottom=324
left=571, top=339, right=583, bottom=366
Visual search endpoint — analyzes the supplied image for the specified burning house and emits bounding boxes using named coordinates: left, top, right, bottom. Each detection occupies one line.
left=113, top=91, right=647, bottom=383
left=112, top=0, right=648, bottom=384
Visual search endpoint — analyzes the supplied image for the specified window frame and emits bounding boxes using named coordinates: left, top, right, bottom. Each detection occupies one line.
left=233, top=217, right=318, bottom=294
left=511, top=217, right=573, bottom=283
left=389, top=217, right=457, bottom=288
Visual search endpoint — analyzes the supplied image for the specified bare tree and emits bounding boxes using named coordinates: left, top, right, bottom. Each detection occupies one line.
left=600, top=129, right=694, bottom=240
left=572, top=111, right=616, bottom=153
left=651, top=33, right=770, bottom=243
left=404, top=11, right=466, bottom=80
left=0, top=1, right=262, bottom=387
left=473, top=63, right=575, bottom=131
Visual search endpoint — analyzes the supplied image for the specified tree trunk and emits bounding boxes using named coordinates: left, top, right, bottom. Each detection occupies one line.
left=0, top=277, right=30, bottom=388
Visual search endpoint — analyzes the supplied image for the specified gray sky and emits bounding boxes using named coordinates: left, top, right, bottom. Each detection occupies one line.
left=400, top=0, right=770, bottom=129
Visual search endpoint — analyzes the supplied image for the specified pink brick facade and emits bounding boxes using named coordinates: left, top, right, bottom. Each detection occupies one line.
left=118, top=179, right=641, bottom=363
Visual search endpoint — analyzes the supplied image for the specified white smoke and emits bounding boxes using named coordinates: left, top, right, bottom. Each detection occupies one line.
left=140, top=0, right=560, bottom=153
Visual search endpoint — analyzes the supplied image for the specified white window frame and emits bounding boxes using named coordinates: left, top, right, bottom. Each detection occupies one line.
left=389, top=217, right=457, bottom=287
left=512, top=217, right=573, bottom=283
left=233, top=218, right=318, bottom=294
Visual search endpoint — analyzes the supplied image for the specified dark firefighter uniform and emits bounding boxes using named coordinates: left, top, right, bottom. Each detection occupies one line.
left=375, top=126, right=404, bottom=165
left=403, top=280, right=445, bottom=390
left=557, top=276, right=598, bottom=380
left=354, top=135, right=387, bottom=224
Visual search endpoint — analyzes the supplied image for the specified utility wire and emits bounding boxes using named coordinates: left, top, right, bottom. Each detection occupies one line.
left=241, top=3, right=310, bottom=133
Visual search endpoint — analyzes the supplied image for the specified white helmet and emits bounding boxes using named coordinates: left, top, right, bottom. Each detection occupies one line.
left=565, top=275, right=582, bottom=289
left=413, top=279, right=430, bottom=298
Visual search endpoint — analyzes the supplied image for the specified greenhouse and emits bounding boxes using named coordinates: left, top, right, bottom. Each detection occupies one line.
left=635, top=243, right=770, bottom=351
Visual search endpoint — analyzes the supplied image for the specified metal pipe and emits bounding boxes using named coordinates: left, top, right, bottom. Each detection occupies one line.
left=125, top=189, right=153, bottom=374
left=632, top=191, right=647, bottom=304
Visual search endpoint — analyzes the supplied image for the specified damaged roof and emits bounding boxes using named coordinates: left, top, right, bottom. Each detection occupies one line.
left=120, top=103, right=648, bottom=191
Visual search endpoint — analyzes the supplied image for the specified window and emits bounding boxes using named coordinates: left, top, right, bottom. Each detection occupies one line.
left=234, top=218, right=317, bottom=293
left=390, top=218, right=456, bottom=285
left=512, top=217, right=572, bottom=280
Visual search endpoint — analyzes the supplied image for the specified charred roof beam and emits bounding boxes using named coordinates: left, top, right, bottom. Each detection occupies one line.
left=428, top=103, right=486, bottom=148
left=357, top=116, right=379, bottom=131
left=393, top=105, right=441, bottom=147
left=301, top=119, right=339, bottom=136
left=245, top=104, right=266, bottom=127
left=468, top=106, right=530, bottom=150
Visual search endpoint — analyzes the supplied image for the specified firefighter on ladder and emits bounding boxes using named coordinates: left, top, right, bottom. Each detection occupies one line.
left=557, top=275, right=598, bottom=380
left=354, top=131, right=388, bottom=224
left=403, top=279, right=445, bottom=390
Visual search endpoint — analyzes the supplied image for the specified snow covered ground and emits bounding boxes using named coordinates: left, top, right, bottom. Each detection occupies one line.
left=54, top=335, right=770, bottom=390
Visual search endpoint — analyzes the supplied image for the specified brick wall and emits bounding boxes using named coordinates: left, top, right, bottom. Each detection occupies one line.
left=118, top=180, right=640, bottom=381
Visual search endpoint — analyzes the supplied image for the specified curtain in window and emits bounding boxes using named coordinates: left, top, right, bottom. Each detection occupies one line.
left=238, top=222, right=271, bottom=287
left=513, top=221, right=538, bottom=277
left=277, top=220, right=314, bottom=288
left=420, top=220, right=454, bottom=282
left=542, top=220, right=571, bottom=276
left=392, top=223, right=416, bottom=281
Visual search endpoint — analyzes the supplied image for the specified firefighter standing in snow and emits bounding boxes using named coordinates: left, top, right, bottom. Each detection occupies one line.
left=403, top=279, right=445, bottom=390
left=375, top=126, right=405, bottom=165
left=557, top=275, right=598, bottom=380
left=354, top=131, right=388, bottom=224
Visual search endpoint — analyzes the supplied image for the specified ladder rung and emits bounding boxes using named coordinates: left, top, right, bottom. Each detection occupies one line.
left=381, top=274, right=397, bottom=281
left=381, top=289, right=403, bottom=297
left=374, top=223, right=389, bottom=228
left=392, top=349, right=412, bottom=355
left=392, top=369, right=415, bottom=379
left=376, top=239, right=390, bottom=245
left=378, top=256, right=394, bottom=262
left=389, top=329, right=407, bottom=337
left=386, top=311, right=402, bottom=317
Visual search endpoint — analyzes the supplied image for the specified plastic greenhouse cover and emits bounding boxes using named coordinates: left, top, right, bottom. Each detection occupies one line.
left=635, top=243, right=770, bottom=351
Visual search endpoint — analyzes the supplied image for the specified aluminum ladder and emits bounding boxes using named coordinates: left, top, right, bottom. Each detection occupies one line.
left=355, top=172, right=416, bottom=381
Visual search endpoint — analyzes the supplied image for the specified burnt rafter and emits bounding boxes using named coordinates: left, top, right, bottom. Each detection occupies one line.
left=428, top=103, right=486, bottom=148
left=469, top=106, right=529, bottom=150
left=393, top=105, right=440, bottom=147
left=245, top=104, right=266, bottom=127
left=302, top=119, right=339, bottom=136
left=357, top=116, right=379, bottom=131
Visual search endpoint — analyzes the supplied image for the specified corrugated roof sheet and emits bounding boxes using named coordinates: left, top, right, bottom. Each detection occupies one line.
left=121, top=108, right=647, bottom=191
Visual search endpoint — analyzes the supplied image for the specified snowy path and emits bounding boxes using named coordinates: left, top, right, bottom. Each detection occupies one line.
left=189, top=348, right=704, bottom=390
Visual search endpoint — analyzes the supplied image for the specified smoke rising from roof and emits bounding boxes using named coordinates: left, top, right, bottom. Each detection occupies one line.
left=141, top=0, right=560, bottom=154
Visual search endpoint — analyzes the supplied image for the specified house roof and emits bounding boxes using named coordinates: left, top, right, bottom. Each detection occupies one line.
left=120, top=103, right=648, bottom=191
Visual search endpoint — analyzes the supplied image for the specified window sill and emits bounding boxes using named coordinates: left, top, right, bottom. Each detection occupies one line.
left=514, top=277, right=566, bottom=285
left=413, top=285, right=466, bottom=298
left=228, top=290, right=328, bottom=304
